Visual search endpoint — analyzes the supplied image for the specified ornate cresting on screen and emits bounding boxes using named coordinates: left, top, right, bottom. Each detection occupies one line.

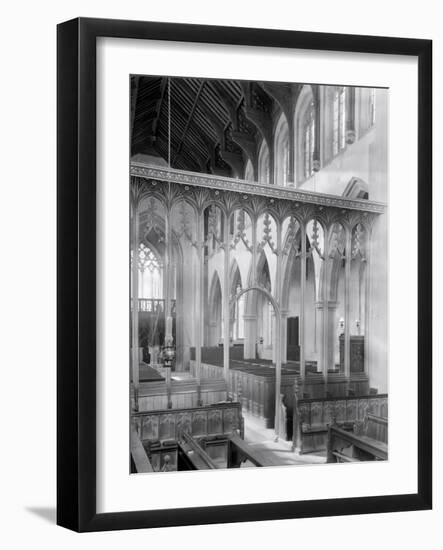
left=130, top=163, right=385, bottom=224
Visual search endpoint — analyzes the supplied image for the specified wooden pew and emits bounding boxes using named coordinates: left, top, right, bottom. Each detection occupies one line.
left=227, top=432, right=272, bottom=468
left=191, top=359, right=371, bottom=431
left=177, top=432, right=218, bottom=470
left=327, top=414, right=388, bottom=462
left=176, top=431, right=270, bottom=470
left=132, top=402, right=244, bottom=472
left=132, top=402, right=276, bottom=471
left=293, top=393, right=388, bottom=453
left=130, top=425, right=154, bottom=473
left=136, top=377, right=228, bottom=412
left=132, top=401, right=244, bottom=444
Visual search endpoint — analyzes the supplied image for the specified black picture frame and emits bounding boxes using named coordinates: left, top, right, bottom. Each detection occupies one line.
left=57, top=17, right=432, bottom=532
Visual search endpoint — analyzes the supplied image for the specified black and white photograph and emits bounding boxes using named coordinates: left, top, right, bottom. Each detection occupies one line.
left=129, top=76, right=388, bottom=473
left=0, top=0, right=438, bottom=542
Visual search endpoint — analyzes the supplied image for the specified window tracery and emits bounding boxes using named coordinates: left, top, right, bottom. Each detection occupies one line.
left=274, top=114, right=290, bottom=187
left=131, top=243, right=163, bottom=299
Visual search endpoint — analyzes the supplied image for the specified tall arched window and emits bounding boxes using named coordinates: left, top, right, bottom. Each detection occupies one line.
left=258, top=141, right=270, bottom=185
left=274, top=113, right=290, bottom=186
left=294, top=85, right=316, bottom=184
left=137, top=243, right=163, bottom=299
left=333, top=86, right=346, bottom=156
left=303, top=100, right=315, bottom=179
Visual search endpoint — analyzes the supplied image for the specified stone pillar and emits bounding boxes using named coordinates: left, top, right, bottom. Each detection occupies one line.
left=223, top=211, right=231, bottom=383
left=344, top=227, right=352, bottom=377
left=312, top=86, right=321, bottom=172
left=326, top=302, right=338, bottom=371
left=274, top=313, right=282, bottom=440
left=243, top=216, right=258, bottom=361
left=316, top=300, right=337, bottom=379
left=364, top=226, right=372, bottom=377
left=194, top=209, right=205, bottom=380
left=300, top=223, right=307, bottom=379
left=322, top=229, right=330, bottom=381
left=271, top=311, right=276, bottom=363
left=269, top=140, right=275, bottom=185
left=287, top=118, right=295, bottom=184
left=280, top=311, right=288, bottom=365
left=251, top=216, right=258, bottom=285
left=346, top=87, right=356, bottom=145
left=131, top=194, right=140, bottom=410
left=274, top=221, right=283, bottom=441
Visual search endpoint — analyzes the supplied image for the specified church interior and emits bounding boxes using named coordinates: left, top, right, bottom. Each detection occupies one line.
left=129, top=75, right=388, bottom=473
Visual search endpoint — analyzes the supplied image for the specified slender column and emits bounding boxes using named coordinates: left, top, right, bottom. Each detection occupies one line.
left=274, top=221, right=283, bottom=440
left=243, top=216, right=258, bottom=360
left=269, top=144, right=275, bottom=185
left=287, top=119, right=295, bottom=184
left=131, top=198, right=140, bottom=410
left=364, top=227, right=372, bottom=377
left=344, top=227, right=351, bottom=377
left=271, top=312, right=276, bottom=364
left=346, top=87, right=356, bottom=145
left=300, top=223, right=307, bottom=379
left=176, top=254, right=184, bottom=371
left=195, top=209, right=205, bottom=379
left=251, top=216, right=258, bottom=285
left=322, top=227, right=330, bottom=385
left=223, top=211, right=231, bottom=383
left=326, top=301, right=338, bottom=369
left=280, top=311, right=288, bottom=365
left=312, top=86, right=321, bottom=172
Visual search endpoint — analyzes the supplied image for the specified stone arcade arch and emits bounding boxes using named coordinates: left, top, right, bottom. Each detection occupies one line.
left=230, top=284, right=283, bottom=440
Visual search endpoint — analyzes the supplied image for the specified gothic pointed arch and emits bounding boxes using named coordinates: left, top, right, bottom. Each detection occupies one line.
left=274, top=112, right=290, bottom=187
left=294, top=85, right=316, bottom=184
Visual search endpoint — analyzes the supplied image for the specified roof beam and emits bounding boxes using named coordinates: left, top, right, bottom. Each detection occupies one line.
left=152, top=77, right=168, bottom=138
left=130, top=76, right=140, bottom=143
left=172, top=81, right=205, bottom=162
